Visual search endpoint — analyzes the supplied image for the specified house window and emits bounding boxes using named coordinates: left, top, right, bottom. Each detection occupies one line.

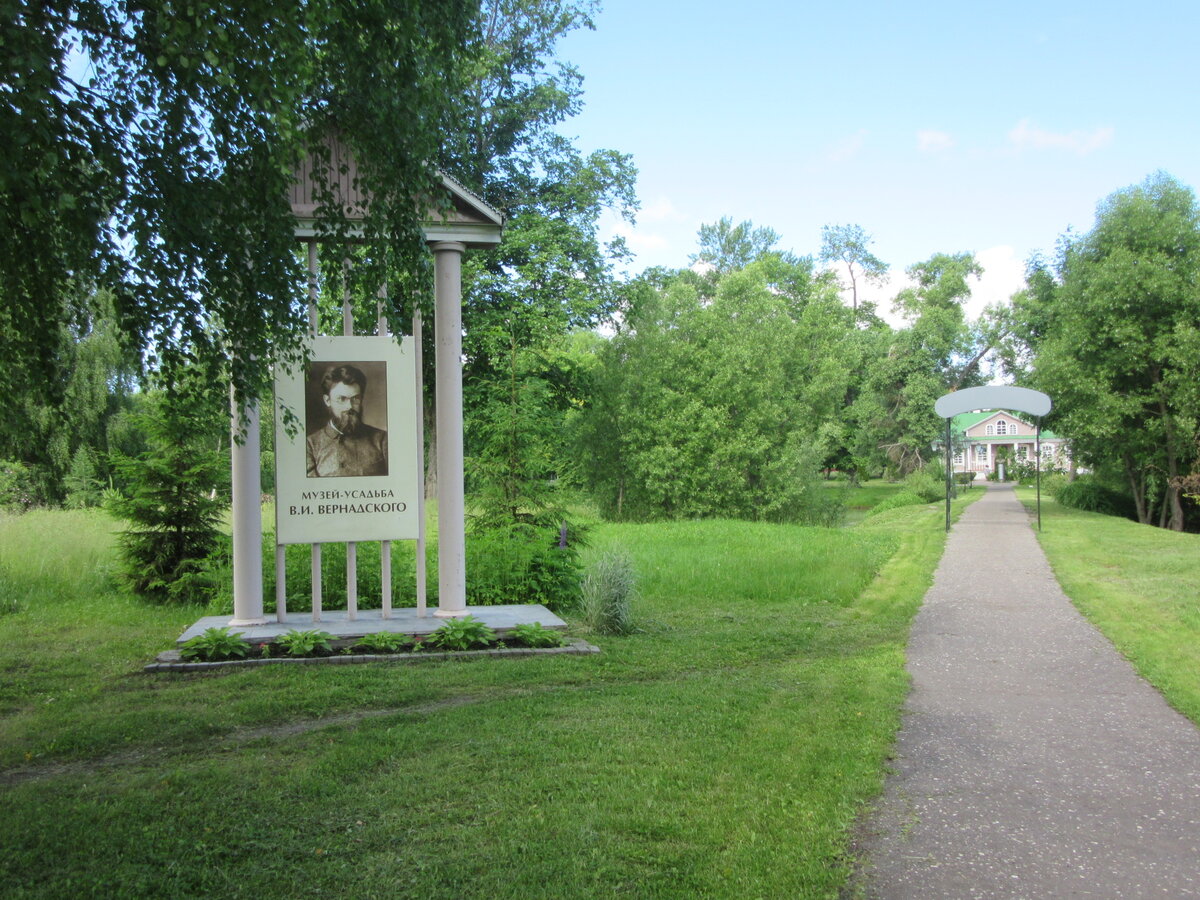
left=1017, top=446, right=1028, bottom=460
left=1042, top=444, right=1055, bottom=458
left=953, top=451, right=964, bottom=465
left=996, top=419, right=1008, bottom=435
left=985, top=425, right=994, bottom=435
left=974, top=444, right=988, bottom=460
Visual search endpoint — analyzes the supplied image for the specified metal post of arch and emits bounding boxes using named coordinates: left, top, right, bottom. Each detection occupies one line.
left=1036, top=417, right=1042, bottom=532
left=945, top=416, right=952, bottom=532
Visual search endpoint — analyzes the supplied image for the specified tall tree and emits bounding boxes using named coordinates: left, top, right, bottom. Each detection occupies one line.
left=0, top=289, right=137, bottom=502
left=576, top=252, right=853, bottom=522
left=1013, top=173, right=1200, bottom=529
left=690, top=216, right=784, bottom=275
left=819, top=223, right=888, bottom=316
left=857, top=252, right=983, bottom=475
left=433, top=0, right=637, bottom=508
left=2, top=0, right=478, bottom=406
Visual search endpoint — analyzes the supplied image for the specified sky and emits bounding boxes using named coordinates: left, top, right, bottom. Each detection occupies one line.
left=555, top=0, right=1200, bottom=321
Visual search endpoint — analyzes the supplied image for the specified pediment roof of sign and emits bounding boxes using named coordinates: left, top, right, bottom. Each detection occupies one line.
left=436, top=172, right=504, bottom=228
left=288, top=132, right=503, bottom=243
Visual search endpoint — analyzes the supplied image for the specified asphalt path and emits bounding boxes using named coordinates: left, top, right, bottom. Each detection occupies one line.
left=856, top=483, right=1200, bottom=898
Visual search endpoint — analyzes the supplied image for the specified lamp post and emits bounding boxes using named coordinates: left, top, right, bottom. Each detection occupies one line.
left=933, top=423, right=951, bottom=532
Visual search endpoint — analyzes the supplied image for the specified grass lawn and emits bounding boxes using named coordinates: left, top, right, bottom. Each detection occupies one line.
left=834, top=478, right=960, bottom=526
left=0, top=492, right=974, bottom=899
left=1015, top=488, right=1200, bottom=727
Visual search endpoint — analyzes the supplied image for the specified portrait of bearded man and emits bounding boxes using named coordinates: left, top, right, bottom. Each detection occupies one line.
left=305, top=364, right=389, bottom=477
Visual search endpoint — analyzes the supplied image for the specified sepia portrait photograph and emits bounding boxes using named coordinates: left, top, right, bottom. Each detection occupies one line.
left=304, top=360, right=389, bottom=478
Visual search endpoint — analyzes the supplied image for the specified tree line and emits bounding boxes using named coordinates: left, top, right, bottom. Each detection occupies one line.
left=3, top=1, right=1197, bottom=607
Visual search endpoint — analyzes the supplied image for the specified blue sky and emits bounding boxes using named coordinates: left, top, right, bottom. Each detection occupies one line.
left=557, top=0, right=1200, bottom=319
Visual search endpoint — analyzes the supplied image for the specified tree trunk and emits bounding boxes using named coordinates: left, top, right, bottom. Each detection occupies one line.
left=1125, top=457, right=1149, bottom=525
left=1158, top=396, right=1186, bottom=531
left=1166, top=480, right=1185, bottom=532
left=424, top=403, right=438, bottom=500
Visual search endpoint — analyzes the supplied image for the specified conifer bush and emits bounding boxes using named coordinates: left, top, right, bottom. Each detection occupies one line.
left=107, top=391, right=227, bottom=604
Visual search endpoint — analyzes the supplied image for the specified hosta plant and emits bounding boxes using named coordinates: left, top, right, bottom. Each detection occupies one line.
left=273, top=629, right=335, bottom=658
left=352, top=632, right=413, bottom=654
left=506, top=622, right=568, bottom=648
left=180, top=626, right=251, bottom=662
left=421, top=615, right=497, bottom=652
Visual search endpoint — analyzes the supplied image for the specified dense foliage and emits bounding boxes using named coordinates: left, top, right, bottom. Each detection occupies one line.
left=1003, top=173, right=1200, bottom=530
left=576, top=256, right=857, bottom=521
left=3, top=0, right=478, bottom=409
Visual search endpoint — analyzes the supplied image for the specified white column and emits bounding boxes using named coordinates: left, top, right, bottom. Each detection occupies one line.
left=414, top=307, right=428, bottom=617
left=229, top=393, right=265, bottom=626
left=311, top=543, right=322, bottom=623
left=346, top=541, right=358, bottom=620
left=431, top=241, right=468, bottom=617
left=381, top=539, right=392, bottom=619
left=275, top=545, right=287, bottom=624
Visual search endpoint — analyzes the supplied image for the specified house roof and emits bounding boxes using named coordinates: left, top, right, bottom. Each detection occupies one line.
left=951, top=410, right=1063, bottom=442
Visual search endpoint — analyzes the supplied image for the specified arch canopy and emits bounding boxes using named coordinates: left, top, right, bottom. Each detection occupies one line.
left=934, top=385, right=1052, bottom=419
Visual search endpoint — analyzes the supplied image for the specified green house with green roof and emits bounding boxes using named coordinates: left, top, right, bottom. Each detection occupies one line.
left=951, top=410, right=1068, bottom=478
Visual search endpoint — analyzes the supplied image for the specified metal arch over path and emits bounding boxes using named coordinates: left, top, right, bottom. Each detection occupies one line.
left=934, top=386, right=1053, bottom=531
left=935, top=385, right=1052, bottom=419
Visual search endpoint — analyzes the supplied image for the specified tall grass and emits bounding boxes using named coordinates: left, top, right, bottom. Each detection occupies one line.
left=578, top=549, right=638, bottom=634
left=0, top=495, right=972, bottom=898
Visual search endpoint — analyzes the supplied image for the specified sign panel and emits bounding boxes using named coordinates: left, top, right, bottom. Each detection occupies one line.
left=275, top=335, right=420, bottom=544
left=934, top=385, right=1052, bottom=419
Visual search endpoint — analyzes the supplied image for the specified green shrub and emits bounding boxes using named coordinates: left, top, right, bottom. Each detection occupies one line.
left=179, top=626, right=251, bottom=662
left=1040, top=472, right=1068, bottom=496
left=506, top=621, right=569, bottom=648
left=107, top=391, right=227, bottom=605
left=205, top=533, right=422, bottom=617
left=273, top=629, right=335, bottom=657
left=866, top=490, right=928, bottom=517
left=1053, top=478, right=1137, bottom=519
left=798, top=483, right=847, bottom=527
left=1011, top=459, right=1039, bottom=484
left=466, top=521, right=583, bottom=610
left=952, top=471, right=977, bottom=486
left=421, top=615, right=497, bottom=651
left=0, top=460, right=42, bottom=513
left=579, top=549, right=637, bottom=635
left=902, top=469, right=945, bottom=503
left=352, top=632, right=413, bottom=654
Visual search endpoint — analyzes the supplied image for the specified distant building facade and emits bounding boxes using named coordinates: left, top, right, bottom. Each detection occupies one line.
left=951, top=410, right=1069, bottom=477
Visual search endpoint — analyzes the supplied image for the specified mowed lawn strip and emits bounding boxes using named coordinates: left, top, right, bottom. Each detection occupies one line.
left=1016, top=488, right=1200, bottom=726
left=0, top=495, right=972, bottom=898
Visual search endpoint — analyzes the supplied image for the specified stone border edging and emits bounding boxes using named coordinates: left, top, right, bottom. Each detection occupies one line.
left=144, top=639, right=600, bottom=673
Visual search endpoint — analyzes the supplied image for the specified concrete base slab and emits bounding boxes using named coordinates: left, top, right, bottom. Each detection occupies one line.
left=179, top=604, right=566, bottom=645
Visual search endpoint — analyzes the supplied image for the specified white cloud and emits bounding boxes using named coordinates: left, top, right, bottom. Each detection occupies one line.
left=826, top=129, right=868, bottom=162
left=966, top=245, right=1026, bottom=320
left=1007, top=118, right=1114, bottom=155
left=917, top=130, right=956, bottom=153
left=610, top=220, right=670, bottom=254
left=639, top=196, right=686, bottom=223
